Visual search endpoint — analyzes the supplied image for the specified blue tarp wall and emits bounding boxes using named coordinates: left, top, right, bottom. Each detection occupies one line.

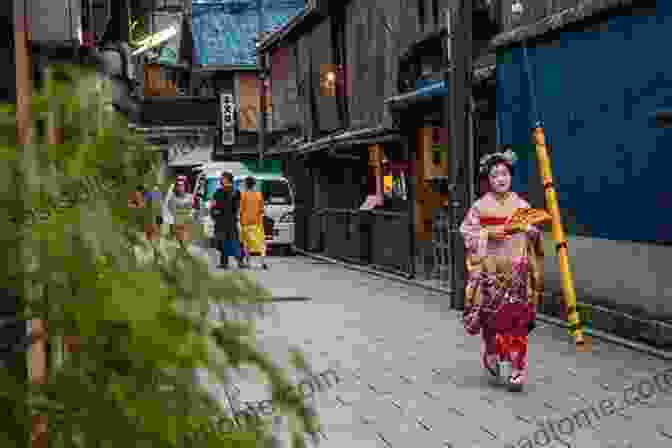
left=192, top=0, right=304, bottom=66
left=496, top=4, right=672, bottom=243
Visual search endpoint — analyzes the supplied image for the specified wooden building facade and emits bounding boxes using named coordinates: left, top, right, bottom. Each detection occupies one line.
left=258, top=0, right=476, bottom=277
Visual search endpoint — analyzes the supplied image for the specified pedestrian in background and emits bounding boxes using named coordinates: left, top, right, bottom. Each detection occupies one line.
left=460, top=148, right=544, bottom=392
left=163, top=176, right=194, bottom=243
left=128, top=185, right=146, bottom=209
left=128, top=185, right=156, bottom=240
left=144, top=184, right=163, bottom=240
left=240, top=176, right=269, bottom=270
left=211, top=172, right=246, bottom=269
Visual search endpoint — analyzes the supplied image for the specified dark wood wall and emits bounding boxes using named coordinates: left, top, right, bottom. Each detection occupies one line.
left=266, top=0, right=601, bottom=141
left=312, top=19, right=340, bottom=133
left=269, top=44, right=301, bottom=131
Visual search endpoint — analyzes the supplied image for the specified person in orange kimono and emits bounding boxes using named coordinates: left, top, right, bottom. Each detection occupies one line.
left=239, top=176, right=269, bottom=270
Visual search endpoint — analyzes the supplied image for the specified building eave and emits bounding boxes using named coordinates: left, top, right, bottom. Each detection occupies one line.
left=129, top=124, right=217, bottom=135
left=194, top=64, right=258, bottom=72
left=256, top=6, right=322, bottom=54
left=489, top=0, right=642, bottom=49
left=264, top=126, right=401, bottom=157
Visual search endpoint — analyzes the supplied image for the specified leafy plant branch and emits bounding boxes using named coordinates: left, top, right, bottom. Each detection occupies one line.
left=0, top=63, right=317, bottom=448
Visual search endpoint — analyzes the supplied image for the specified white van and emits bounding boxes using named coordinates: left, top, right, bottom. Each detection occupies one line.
left=192, top=169, right=295, bottom=254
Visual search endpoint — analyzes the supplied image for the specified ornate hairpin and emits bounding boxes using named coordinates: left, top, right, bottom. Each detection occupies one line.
left=479, top=148, right=518, bottom=174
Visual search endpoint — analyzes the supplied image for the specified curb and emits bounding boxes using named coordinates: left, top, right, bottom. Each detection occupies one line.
left=293, top=247, right=453, bottom=296
left=292, top=247, right=672, bottom=362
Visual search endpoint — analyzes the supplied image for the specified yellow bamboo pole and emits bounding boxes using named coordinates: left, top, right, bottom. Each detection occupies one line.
left=532, top=126, right=584, bottom=345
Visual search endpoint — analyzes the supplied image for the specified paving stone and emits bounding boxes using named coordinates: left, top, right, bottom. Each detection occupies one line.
left=207, top=256, right=672, bottom=448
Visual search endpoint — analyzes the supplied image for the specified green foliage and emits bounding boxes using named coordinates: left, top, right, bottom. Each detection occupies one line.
left=0, top=64, right=317, bottom=447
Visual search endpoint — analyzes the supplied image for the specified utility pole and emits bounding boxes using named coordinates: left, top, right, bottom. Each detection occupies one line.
left=15, top=2, right=34, bottom=146
left=14, top=4, right=49, bottom=447
left=444, top=0, right=472, bottom=310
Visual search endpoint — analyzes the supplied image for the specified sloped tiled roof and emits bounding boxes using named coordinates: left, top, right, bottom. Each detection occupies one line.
left=191, top=0, right=304, bottom=66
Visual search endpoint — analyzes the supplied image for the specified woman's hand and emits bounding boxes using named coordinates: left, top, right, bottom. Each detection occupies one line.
left=488, top=226, right=510, bottom=240
left=503, top=222, right=529, bottom=235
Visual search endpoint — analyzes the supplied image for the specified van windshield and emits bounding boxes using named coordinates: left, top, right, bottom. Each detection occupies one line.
left=205, top=178, right=291, bottom=205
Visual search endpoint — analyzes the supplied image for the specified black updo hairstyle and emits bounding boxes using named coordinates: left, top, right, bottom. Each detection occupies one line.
left=481, top=145, right=515, bottom=178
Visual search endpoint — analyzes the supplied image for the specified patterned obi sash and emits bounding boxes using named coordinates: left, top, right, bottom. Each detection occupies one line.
left=479, top=216, right=509, bottom=226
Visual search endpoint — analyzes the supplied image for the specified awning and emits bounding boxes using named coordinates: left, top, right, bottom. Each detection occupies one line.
left=385, top=80, right=448, bottom=111
left=167, top=143, right=213, bottom=167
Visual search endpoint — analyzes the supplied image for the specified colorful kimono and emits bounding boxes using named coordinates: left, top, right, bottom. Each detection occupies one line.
left=164, top=191, right=194, bottom=241
left=459, top=192, right=544, bottom=384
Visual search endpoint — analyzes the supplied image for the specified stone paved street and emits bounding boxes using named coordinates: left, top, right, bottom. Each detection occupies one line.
left=198, top=252, right=672, bottom=448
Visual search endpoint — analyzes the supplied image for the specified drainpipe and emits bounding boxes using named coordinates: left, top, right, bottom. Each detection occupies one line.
left=257, top=0, right=266, bottom=163
left=257, top=50, right=268, bottom=162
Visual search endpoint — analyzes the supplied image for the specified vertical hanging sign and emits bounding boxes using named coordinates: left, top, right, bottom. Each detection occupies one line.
left=220, top=92, right=236, bottom=145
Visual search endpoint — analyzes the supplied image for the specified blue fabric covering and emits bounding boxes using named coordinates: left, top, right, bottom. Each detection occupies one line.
left=495, top=4, right=672, bottom=243
left=191, top=0, right=304, bottom=66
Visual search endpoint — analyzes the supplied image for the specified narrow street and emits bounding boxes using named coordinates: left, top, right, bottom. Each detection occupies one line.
left=199, top=254, right=672, bottom=448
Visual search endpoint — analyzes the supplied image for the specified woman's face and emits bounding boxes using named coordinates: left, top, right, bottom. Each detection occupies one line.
left=220, top=177, right=232, bottom=190
left=488, top=163, right=512, bottom=194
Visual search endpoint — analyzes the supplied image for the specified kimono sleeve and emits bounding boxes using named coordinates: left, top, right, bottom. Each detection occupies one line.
left=256, top=193, right=264, bottom=220
left=517, top=197, right=542, bottom=242
left=460, top=203, right=487, bottom=254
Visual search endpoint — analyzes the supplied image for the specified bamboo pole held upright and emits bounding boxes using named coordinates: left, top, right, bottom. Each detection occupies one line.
left=532, top=125, right=584, bottom=346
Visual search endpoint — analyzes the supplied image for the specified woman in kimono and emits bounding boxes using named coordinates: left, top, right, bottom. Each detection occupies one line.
left=460, top=148, right=544, bottom=391
left=163, top=176, right=194, bottom=243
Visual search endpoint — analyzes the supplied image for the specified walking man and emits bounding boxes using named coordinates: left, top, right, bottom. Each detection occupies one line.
left=240, top=176, right=269, bottom=270
left=211, top=172, right=246, bottom=269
